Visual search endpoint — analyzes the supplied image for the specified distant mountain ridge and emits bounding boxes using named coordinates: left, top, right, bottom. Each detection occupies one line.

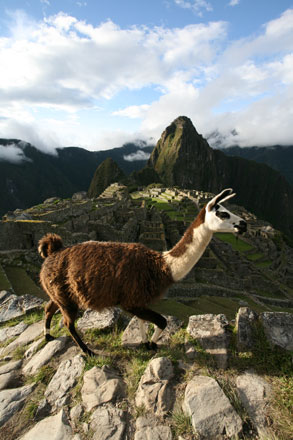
left=0, top=139, right=153, bottom=215
left=148, top=116, right=293, bottom=238
left=220, top=145, right=293, bottom=187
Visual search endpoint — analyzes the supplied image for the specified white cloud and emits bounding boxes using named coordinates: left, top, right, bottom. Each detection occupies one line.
left=228, top=0, right=240, bottom=6
left=0, top=143, right=29, bottom=163
left=0, top=8, right=293, bottom=150
left=174, top=0, right=213, bottom=16
left=123, top=150, right=151, bottom=162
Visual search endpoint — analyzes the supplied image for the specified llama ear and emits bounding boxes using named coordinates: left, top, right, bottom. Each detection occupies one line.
left=207, top=188, right=235, bottom=212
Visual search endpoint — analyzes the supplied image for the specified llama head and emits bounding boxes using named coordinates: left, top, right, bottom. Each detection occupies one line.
left=205, top=188, right=247, bottom=234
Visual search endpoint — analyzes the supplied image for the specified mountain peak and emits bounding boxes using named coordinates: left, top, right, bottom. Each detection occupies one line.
left=88, top=157, right=125, bottom=198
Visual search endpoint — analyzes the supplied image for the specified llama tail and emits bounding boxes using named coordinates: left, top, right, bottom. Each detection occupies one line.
left=38, top=233, right=63, bottom=259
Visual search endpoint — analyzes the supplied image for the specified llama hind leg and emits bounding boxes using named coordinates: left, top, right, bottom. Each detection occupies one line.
left=44, top=300, right=59, bottom=341
left=127, top=307, right=167, bottom=350
left=60, top=304, right=95, bottom=357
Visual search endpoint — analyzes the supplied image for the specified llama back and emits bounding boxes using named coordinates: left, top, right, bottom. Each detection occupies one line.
left=40, top=240, right=173, bottom=311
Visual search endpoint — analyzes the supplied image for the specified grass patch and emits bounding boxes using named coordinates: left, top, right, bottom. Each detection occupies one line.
left=246, top=252, right=264, bottom=262
left=215, top=233, right=253, bottom=252
left=151, top=299, right=198, bottom=324
left=26, top=364, right=55, bottom=386
left=0, top=264, right=12, bottom=291
left=4, top=266, right=43, bottom=297
left=0, top=309, right=44, bottom=329
left=171, top=406, right=194, bottom=438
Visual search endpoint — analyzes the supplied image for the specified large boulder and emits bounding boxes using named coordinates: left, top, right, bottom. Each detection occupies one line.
left=186, top=314, right=230, bottom=368
left=44, top=354, right=85, bottom=408
left=81, top=365, right=125, bottom=412
left=236, top=371, right=272, bottom=439
left=235, top=307, right=258, bottom=351
left=0, top=384, right=35, bottom=427
left=183, top=375, right=242, bottom=439
left=135, top=357, right=175, bottom=416
left=18, top=409, right=78, bottom=440
left=260, top=312, right=293, bottom=351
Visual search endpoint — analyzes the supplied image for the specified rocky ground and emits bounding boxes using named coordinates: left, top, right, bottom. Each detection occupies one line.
left=0, top=292, right=292, bottom=440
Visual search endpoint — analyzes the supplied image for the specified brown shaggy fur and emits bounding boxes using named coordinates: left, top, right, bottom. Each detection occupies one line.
left=39, top=234, right=173, bottom=355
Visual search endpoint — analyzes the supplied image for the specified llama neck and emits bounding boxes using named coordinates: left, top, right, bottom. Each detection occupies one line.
left=163, top=212, right=212, bottom=282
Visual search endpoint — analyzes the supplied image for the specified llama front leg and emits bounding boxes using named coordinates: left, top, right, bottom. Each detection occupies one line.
left=139, top=319, right=148, bottom=344
left=127, top=307, right=167, bottom=350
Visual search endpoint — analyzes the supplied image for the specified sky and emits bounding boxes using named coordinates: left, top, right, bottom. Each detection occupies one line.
left=0, top=0, right=293, bottom=156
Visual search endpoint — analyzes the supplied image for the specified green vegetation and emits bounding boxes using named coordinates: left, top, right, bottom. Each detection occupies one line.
left=4, top=266, right=43, bottom=298
left=215, top=233, right=253, bottom=252
left=0, top=264, right=12, bottom=291
left=0, top=309, right=44, bottom=329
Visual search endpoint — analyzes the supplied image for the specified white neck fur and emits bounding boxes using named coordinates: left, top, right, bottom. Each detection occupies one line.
left=163, top=223, right=212, bottom=282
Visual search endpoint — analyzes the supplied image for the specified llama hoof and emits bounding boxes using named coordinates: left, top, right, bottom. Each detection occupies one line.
left=84, top=349, right=95, bottom=357
left=45, top=334, right=55, bottom=342
left=143, top=341, right=158, bottom=351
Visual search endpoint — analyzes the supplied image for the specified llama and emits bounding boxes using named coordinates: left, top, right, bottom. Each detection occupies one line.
left=38, top=188, right=247, bottom=356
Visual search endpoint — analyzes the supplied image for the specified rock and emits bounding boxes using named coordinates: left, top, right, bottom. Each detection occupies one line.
left=235, top=307, right=258, bottom=351
left=77, top=308, right=120, bottom=332
left=0, top=370, right=19, bottom=390
left=186, top=314, right=230, bottom=369
left=90, top=404, right=126, bottom=440
left=260, top=312, right=293, bottom=350
left=0, top=359, right=22, bottom=375
left=183, top=375, right=242, bottom=439
left=70, top=404, right=83, bottom=428
left=19, top=408, right=76, bottom=440
left=81, top=365, right=125, bottom=412
left=0, top=293, right=44, bottom=323
left=122, top=316, right=150, bottom=347
left=135, top=357, right=175, bottom=416
left=0, top=290, right=10, bottom=302
left=134, top=416, right=173, bottom=439
left=43, top=197, right=60, bottom=205
left=23, top=338, right=44, bottom=360
left=72, top=191, right=88, bottom=201
left=0, top=384, right=35, bottom=427
left=45, top=354, right=85, bottom=408
left=0, top=321, right=28, bottom=343
left=236, top=371, right=272, bottom=438
left=1, top=321, right=43, bottom=356
left=23, top=336, right=68, bottom=376
left=156, top=315, right=183, bottom=346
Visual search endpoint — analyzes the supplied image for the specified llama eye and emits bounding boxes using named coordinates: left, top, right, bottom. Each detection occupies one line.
left=216, top=211, right=230, bottom=220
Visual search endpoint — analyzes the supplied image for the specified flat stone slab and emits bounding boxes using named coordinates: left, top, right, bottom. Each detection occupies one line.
left=81, top=365, right=125, bottom=412
left=0, top=384, right=35, bottom=427
left=0, top=293, right=44, bottom=323
left=135, top=357, right=174, bottom=416
left=156, top=315, right=183, bottom=346
left=183, top=375, right=243, bottom=439
left=186, top=314, right=230, bottom=369
left=121, top=316, right=150, bottom=348
left=77, top=308, right=120, bottom=332
left=236, top=371, right=272, bottom=438
left=19, top=409, right=77, bottom=440
left=45, top=354, right=85, bottom=408
left=134, top=416, right=173, bottom=440
left=0, top=359, right=22, bottom=375
left=260, top=312, right=293, bottom=351
left=0, top=321, right=28, bottom=343
left=235, top=307, right=258, bottom=351
left=1, top=321, right=43, bottom=356
left=0, top=370, right=19, bottom=391
left=23, top=336, right=68, bottom=376
left=90, top=404, right=126, bottom=440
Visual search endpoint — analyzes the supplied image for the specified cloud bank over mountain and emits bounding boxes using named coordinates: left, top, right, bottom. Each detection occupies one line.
left=0, top=8, right=292, bottom=150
